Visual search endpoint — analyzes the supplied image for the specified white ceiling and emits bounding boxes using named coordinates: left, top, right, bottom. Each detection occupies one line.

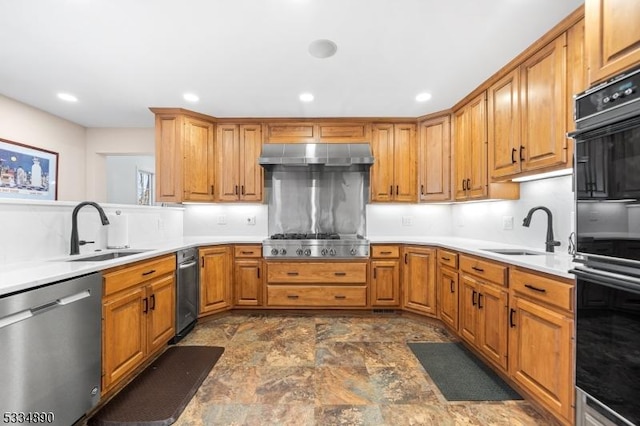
left=0, top=0, right=584, bottom=128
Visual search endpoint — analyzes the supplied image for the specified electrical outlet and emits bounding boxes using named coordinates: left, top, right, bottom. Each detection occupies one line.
left=502, top=216, right=514, bottom=230
left=157, top=218, right=164, bottom=230
left=217, top=215, right=227, bottom=225
left=246, top=216, right=256, bottom=225
left=402, top=216, right=413, bottom=226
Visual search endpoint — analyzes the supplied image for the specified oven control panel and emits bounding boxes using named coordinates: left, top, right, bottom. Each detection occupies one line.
left=575, top=66, right=640, bottom=121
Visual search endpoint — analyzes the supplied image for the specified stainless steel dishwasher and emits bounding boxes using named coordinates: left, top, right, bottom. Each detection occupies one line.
left=0, top=272, right=102, bottom=426
left=173, top=247, right=199, bottom=343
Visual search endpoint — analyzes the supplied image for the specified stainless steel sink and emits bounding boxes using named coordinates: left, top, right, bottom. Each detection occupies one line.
left=67, top=250, right=151, bottom=262
left=481, top=248, right=544, bottom=256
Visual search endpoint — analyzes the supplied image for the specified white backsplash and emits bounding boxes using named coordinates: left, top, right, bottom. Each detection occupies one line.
left=451, top=175, right=574, bottom=252
left=0, top=200, right=183, bottom=265
left=366, top=203, right=453, bottom=236
left=183, top=204, right=268, bottom=237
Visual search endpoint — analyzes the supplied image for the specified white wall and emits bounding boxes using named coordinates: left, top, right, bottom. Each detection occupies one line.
left=183, top=204, right=268, bottom=237
left=106, top=155, right=155, bottom=205
left=451, top=175, right=574, bottom=252
left=367, top=203, right=453, bottom=236
left=0, top=95, right=86, bottom=200
left=85, top=128, right=155, bottom=202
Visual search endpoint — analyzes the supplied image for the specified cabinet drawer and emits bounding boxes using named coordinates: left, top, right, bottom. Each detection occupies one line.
left=510, top=268, right=573, bottom=312
left=234, top=245, right=262, bottom=258
left=267, top=285, right=366, bottom=307
left=267, top=262, right=367, bottom=284
left=371, top=245, right=400, bottom=258
left=104, top=255, right=176, bottom=296
left=318, top=122, right=371, bottom=142
left=460, top=255, right=507, bottom=286
left=264, top=122, right=317, bottom=143
left=437, top=249, right=458, bottom=268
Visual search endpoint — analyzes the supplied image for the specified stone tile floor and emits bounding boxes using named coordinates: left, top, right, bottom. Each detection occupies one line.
left=175, top=312, right=558, bottom=426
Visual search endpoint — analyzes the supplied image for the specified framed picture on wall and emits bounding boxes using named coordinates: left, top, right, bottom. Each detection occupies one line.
left=0, top=137, right=58, bottom=201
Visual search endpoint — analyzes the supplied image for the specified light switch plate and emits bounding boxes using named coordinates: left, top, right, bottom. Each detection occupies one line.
left=402, top=216, right=413, bottom=226
left=246, top=216, right=256, bottom=225
left=503, top=216, right=514, bottom=230
left=217, top=215, right=227, bottom=225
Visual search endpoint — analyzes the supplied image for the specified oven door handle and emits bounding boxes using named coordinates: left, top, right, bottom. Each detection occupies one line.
left=571, top=266, right=640, bottom=294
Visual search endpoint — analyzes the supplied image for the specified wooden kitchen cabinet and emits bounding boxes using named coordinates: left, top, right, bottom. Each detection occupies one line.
left=437, top=249, right=459, bottom=331
left=586, top=0, right=640, bottom=86
left=216, top=124, right=263, bottom=202
left=199, top=246, right=233, bottom=315
left=263, top=121, right=317, bottom=143
left=233, top=245, right=263, bottom=307
left=318, top=122, right=371, bottom=143
left=370, top=245, right=401, bottom=307
left=418, top=114, right=451, bottom=202
left=509, top=267, right=574, bottom=425
left=488, top=69, right=521, bottom=180
left=458, top=254, right=509, bottom=372
left=101, top=254, right=176, bottom=394
left=152, top=109, right=215, bottom=202
left=370, top=123, right=417, bottom=202
left=402, top=246, right=437, bottom=316
left=265, top=261, right=368, bottom=308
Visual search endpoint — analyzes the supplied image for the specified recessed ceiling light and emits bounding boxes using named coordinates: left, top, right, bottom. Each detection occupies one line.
left=299, top=93, right=314, bottom=102
left=183, top=93, right=199, bottom=102
left=308, top=39, right=338, bottom=59
left=57, top=93, right=78, bottom=102
left=415, top=92, right=432, bottom=102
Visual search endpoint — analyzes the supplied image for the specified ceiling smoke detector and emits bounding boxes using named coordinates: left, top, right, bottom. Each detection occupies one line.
left=308, top=39, right=338, bottom=59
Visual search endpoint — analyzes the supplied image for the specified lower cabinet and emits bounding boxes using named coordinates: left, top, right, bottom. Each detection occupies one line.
left=437, top=249, right=459, bottom=331
left=370, top=245, right=401, bottom=307
left=402, top=246, right=437, bottom=316
left=199, top=246, right=233, bottom=315
left=101, top=254, right=176, bottom=395
left=265, top=261, right=367, bottom=308
left=509, top=268, right=574, bottom=425
left=458, top=255, right=509, bottom=372
left=233, top=245, right=263, bottom=307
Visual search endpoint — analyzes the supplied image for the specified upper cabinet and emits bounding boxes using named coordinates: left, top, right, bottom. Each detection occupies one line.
left=370, top=123, right=417, bottom=202
left=216, top=124, right=263, bottom=202
left=152, top=109, right=215, bottom=203
left=263, top=121, right=371, bottom=143
left=418, top=114, right=451, bottom=202
left=586, top=0, right=640, bottom=86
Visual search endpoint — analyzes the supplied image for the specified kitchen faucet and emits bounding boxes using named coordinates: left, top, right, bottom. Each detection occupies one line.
left=70, top=201, right=110, bottom=255
left=522, top=206, right=561, bottom=253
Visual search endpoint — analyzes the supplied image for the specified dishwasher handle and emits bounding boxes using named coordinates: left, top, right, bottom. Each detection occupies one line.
left=178, top=260, right=197, bottom=269
left=0, top=289, right=92, bottom=330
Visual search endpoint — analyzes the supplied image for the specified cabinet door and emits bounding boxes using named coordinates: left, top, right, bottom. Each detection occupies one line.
left=488, top=69, right=521, bottom=180
left=520, top=35, right=568, bottom=173
left=438, top=266, right=459, bottom=331
left=235, top=259, right=262, bottom=306
left=217, top=124, right=241, bottom=201
left=419, top=115, right=451, bottom=202
left=102, top=286, right=146, bottom=393
left=477, top=283, right=508, bottom=371
left=453, top=107, right=468, bottom=200
left=458, top=274, right=478, bottom=345
left=155, top=114, right=183, bottom=202
left=393, top=124, right=417, bottom=202
left=586, top=0, right=640, bottom=86
left=466, top=92, right=488, bottom=199
left=509, top=297, right=574, bottom=423
left=184, top=117, right=215, bottom=201
left=371, top=260, right=400, bottom=307
left=239, top=124, right=263, bottom=202
left=371, top=123, right=395, bottom=202
left=199, top=246, right=232, bottom=314
left=402, top=247, right=436, bottom=315
left=146, top=274, right=175, bottom=355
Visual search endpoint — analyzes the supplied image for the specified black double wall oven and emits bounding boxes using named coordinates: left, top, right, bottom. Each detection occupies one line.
left=571, top=66, right=640, bottom=426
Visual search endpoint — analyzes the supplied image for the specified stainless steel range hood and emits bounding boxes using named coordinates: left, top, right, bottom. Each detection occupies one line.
left=258, top=143, right=374, bottom=167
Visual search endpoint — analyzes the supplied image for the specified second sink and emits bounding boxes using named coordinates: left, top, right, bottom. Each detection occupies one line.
left=481, top=248, right=544, bottom=256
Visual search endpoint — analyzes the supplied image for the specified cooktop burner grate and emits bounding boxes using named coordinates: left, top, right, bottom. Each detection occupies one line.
left=270, top=233, right=341, bottom=240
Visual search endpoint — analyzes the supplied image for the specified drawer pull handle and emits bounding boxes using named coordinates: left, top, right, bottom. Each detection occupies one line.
left=509, top=308, right=516, bottom=328
left=524, top=284, right=546, bottom=293
left=334, top=295, right=346, bottom=299
left=441, top=256, right=451, bottom=261
left=380, top=251, right=392, bottom=255
left=287, top=295, right=299, bottom=299
left=472, top=266, right=484, bottom=273
left=287, top=272, right=299, bottom=276
left=241, top=251, right=254, bottom=255
left=334, top=272, right=347, bottom=276
left=142, top=269, right=156, bottom=276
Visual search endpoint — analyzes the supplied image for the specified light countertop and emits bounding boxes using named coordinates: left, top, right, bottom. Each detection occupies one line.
left=0, top=236, right=576, bottom=297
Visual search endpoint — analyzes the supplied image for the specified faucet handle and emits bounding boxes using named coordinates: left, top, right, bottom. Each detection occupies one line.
left=79, top=240, right=95, bottom=246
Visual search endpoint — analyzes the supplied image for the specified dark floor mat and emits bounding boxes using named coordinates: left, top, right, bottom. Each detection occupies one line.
left=89, top=346, right=224, bottom=426
left=408, top=342, right=521, bottom=401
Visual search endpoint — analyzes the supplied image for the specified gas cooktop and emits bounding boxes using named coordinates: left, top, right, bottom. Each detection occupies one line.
left=263, top=233, right=369, bottom=258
